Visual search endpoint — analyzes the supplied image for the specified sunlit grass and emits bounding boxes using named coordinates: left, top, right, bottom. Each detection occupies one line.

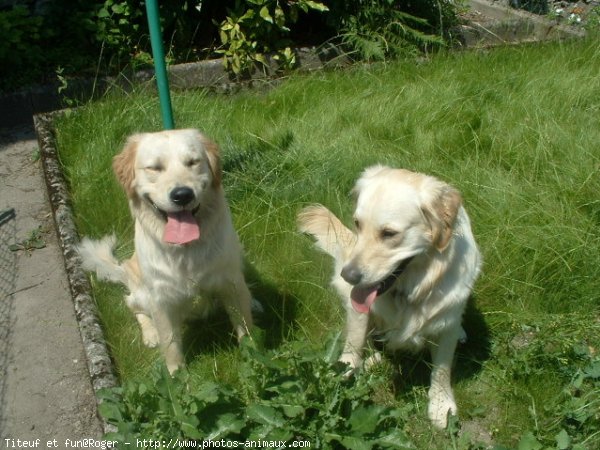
left=55, top=37, right=600, bottom=447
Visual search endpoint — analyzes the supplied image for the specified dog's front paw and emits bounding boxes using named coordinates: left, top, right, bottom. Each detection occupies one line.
left=339, top=351, right=362, bottom=377
left=427, top=392, right=457, bottom=429
left=142, top=329, right=159, bottom=348
left=364, top=351, right=383, bottom=370
left=136, top=313, right=159, bottom=348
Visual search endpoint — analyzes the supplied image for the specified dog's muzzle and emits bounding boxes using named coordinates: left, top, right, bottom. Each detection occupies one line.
left=376, top=256, right=414, bottom=296
left=170, top=186, right=195, bottom=206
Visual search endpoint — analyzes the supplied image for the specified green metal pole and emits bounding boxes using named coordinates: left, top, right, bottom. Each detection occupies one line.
left=145, top=0, right=175, bottom=129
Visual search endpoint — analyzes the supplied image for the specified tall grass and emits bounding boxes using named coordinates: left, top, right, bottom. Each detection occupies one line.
left=56, top=38, right=600, bottom=447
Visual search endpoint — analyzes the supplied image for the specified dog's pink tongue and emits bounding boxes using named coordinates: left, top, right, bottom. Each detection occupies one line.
left=163, top=211, right=200, bottom=244
left=350, top=286, right=378, bottom=314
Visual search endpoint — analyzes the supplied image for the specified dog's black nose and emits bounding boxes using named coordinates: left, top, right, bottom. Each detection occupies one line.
left=170, top=187, right=195, bottom=206
left=341, top=264, right=362, bottom=285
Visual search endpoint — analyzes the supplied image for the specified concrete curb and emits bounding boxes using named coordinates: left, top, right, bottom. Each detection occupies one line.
left=34, top=113, right=118, bottom=434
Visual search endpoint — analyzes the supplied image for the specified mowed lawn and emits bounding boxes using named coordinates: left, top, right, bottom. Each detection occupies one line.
left=55, top=38, right=600, bottom=448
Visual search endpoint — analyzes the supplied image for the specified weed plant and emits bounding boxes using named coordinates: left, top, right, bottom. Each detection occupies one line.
left=55, top=38, right=600, bottom=448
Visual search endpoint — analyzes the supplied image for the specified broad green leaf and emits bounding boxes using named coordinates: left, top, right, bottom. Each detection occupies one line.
left=195, top=382, right=221, bottom=404
left=259, top=6, right=273, bottom=24
left=97, top=402, right=123, bottom=422
left=97, top=7, right=110, bottom=18
left=336, top=435, right=373, bottom=450
left=348, top=405, right=386, bottom=435
left=30, top=238, right=46, bottom=249
left=282, top=404, right=305, bottom=418
left=111, top=4, right=125, bottom=14
left=517, top=432, right=542, bottom=450
left=584, top=359, right=600, bottom=378
left=181, top=421, right=203, bottom=440
left=324, top=331, right=343, bottom=364
left=246, top=404, right=285, bottom=427
left=555, top=429, right=570, bottom=450
left=240, top=9, right=255, bottom=21
left=376, top=429, right=415, bottom=449
left=206, top=413, right=245, bottom=440
left=304, top=1, right=329, bottom=12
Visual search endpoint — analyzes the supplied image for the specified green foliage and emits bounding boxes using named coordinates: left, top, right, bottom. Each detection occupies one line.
left=216, top=0, right=329, bottom=75
left=0, top=5, right=42, bottom=61
left=92, top=0, right=202, bottom=67
left=488, top=315, right=600, bottom=449
left=9, top=226, right=46, bottom=254
left=509, top=353, right=600, bottom=450
left=99, top=334, right=414, bottom=448
left=95, top=0, right=145, bottom=58
left=1, top=0, right=460, bottom=89
left=0, top=1, right=198, bottom=90
left=326, top=0, right=461, bottom=61
left=557, top=355, right=600, bottom=449
left=584, top=6, right=600, bottom=33
left=0, top=2, right=100, bottom=90
left=0, top=6, right=43, bottom=87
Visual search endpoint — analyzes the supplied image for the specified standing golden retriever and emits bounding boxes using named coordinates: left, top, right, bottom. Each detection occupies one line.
left=298, top=165, right=481, bottom=428
left=78, top=129, right=254, bottom=373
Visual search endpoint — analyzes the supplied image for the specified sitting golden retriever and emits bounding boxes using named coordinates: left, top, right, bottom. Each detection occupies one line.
left=298, top=165, right=481, bottom=428
left=78, top=129, right=254, bottom=373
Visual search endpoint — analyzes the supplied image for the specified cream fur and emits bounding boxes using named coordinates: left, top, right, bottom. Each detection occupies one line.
left=298, top=165, right=481, bottom=428
left=78, top=129, right=254, bottom=373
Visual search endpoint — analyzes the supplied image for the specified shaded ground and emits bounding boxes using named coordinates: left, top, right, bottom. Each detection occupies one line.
left=0, top=127, right=102, bottom=442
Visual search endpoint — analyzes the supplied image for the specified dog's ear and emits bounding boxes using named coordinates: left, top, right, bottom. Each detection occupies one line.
left=113, top=134, right=140, bottom=199
left=421, top=184, right=462, bottom=252
left=200, top=135, right=222, bottom=188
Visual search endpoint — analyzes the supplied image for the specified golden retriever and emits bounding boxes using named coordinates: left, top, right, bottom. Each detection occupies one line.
left=78, top=129, right=254, bottom=373
left=298, top=165, right=481, bottom=428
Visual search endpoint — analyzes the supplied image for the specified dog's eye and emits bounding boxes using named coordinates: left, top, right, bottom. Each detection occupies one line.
left=186, top=159, right=201, bottom=167
left=380, top=228, right=399, bottom=239
left=354, top=219, right=361, bottom=230
left=145, top=164, right=164, bottom=172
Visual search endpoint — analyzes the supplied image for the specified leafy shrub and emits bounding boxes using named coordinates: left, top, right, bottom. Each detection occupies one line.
left=324, top=0, right=462, bottom=61
left=95, top=0, right=146, bottom=59
left=99, top=333, right=415, bottom=448
left=0, top=2, right=100, bottom=90
left=216, top=0, right=329, bottom=75
left=0, top=6, right=43, bottom=88
left=0, top=0, right=462, bottom=90
left=92, top=0, right=210, bottom=67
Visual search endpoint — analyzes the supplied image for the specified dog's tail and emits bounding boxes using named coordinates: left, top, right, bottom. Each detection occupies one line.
left=77, top=234, right=127, bottom=284
left=297, top=204, right=355, bottom=261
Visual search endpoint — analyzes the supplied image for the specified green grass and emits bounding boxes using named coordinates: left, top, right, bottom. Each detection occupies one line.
left=55, top=38, right=600, bottom=448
